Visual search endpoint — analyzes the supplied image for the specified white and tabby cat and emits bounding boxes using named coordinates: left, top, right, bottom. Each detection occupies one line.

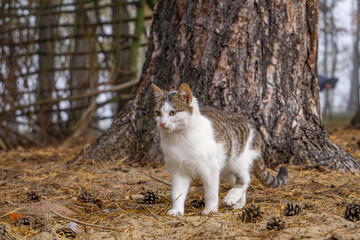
left=152, top=83, right=288, bottom=216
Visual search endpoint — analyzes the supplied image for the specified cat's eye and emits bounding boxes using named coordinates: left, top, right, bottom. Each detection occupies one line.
left=169, top=110, right=176, bottom=116
left=155, top=111, right=161, bottom=116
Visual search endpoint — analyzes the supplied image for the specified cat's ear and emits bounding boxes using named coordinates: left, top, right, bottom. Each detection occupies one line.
left=177, top=83, right=192, bottom=105
left=151, top=84, right=164, bottom=101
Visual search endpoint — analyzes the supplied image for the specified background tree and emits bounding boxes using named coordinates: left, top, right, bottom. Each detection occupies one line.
left=67, top=1, right=98, bottom=135
left=70, top=0, right=360, bottom=173
left=0, top=0, right=153, bottom=149
left=349, top=0, right=360, bottom=113
left=111, top=0, right=132, bottom=113
left=319, top=0, right=339, bottom=119
left=351, top=105, right=360, bottom=128
left=37, top=0, right=59, bottom=142
left=349, top=0, right=360, bottom=128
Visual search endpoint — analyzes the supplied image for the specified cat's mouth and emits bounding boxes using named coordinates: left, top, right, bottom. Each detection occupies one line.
left=160, top=125, right=171, bottom=131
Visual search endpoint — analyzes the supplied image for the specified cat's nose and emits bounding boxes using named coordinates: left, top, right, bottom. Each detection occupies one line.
left=160, top=122, right=166, bottom=126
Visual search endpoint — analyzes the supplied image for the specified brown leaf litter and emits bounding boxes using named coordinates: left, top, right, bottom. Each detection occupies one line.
left=0, top=125, right=360, bottom=239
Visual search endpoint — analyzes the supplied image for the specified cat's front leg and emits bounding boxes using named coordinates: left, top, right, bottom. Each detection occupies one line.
left=201, top=171, right=220, bottom=215
left=168, top=173, right=192, bottom=216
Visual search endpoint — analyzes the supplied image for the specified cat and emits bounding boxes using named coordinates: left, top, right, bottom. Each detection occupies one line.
left=151, top=83, right=288, bottom=216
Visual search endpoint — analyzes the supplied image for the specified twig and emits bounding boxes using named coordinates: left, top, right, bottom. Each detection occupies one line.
left=1, top=79, right=138, bottom=115
left=149, top=175, right=171, bottom=187
left=0, top=136, right=7, bottom=150
left=13, top=44, right=148, bottom=60
left=10, top=0, right=138, bottom=12
left=8, top=3, right=140, bottom=18
left=5, top=126, right=46, bottom=147
left=16, top=95, right=130, bottom=117
left=50, top=210, right=126, bottom=231
left=2, top=17, right=153, bottom=34
left=0, top=222, right=21, bottom=240
left=61, top=98, right=98, bottom=145
left=298, top=164, right=330, bottom=172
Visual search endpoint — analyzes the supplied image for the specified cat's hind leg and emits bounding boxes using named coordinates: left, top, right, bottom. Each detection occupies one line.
left=223, top=172, right=250, bottom=209
left=223, top=149, right=259, bottom=209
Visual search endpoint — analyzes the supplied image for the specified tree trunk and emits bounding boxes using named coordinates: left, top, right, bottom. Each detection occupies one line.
left=349, top=0, right=360, bottom=112
left=351, top=105, right=360, bottom=129
left=319, top=0, right=338, bottom=119
left=67, top=2, right=97, bottom=135
left=112, top=0, right=133, bottom=114
left=70, top=0, right=360, bottom=173
left=328, top=5, right=338, bottom=120
left=321, top=1, right=330, bottom=119
left=320, top=0, right=329, bottom=77
left=37, top=0, right=58, bottom=142
left=130, top=0, right=146, bottom=76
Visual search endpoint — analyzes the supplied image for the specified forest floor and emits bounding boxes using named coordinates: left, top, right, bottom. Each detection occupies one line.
left=1, top=124, right=360, bottom=240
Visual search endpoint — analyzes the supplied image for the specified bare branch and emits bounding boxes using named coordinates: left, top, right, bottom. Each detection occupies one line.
left=0, top=79, right=138, bottom=116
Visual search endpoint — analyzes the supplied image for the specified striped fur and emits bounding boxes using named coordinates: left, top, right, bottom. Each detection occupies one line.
left=201, top=107, right=288, bottom=188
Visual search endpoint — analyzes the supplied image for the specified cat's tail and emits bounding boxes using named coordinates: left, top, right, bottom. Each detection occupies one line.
left=253, top=157, right=288, bottom=188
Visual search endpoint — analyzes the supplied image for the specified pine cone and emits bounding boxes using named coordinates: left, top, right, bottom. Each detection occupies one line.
left=93, top=198, right=103, bottom=208
left=344, top=202, right=360, bottom=222
left=56, top=227, right=77, bottom=239
left=266, top=217, right=286, bottom=230
left=26, top=191, right=42, bottom=202
left=77, top=190, right=93, bottom=203
left=15, top=216, right=34, bottom=226
left=241, top=204, right=262, bottom=223
left=191, top=198, right=205, bottom=208
left=302, top=202, right=315, bottom=210
left=143, top=190, right=159, bottom=204
left=283, top=203, right=301, bottom=216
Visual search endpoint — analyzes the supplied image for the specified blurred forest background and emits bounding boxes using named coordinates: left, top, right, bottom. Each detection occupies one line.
left=0, top=0, right=155, bottom=149
left=0, top=0, right=359, bottom=150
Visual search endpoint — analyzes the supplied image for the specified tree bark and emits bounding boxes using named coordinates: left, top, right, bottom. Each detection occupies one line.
left=70, top=0, right=360, bottom=173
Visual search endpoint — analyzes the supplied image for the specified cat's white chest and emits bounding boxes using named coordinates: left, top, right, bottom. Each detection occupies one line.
left=160, top=116, right=226, bottom=178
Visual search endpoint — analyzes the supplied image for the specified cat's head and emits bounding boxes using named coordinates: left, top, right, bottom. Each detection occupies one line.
left=151, top=83, right=194, bottom=133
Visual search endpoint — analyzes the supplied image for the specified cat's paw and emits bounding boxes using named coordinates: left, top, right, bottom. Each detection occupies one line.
left=201, top=207, right=218, bottom=215
left=223, top=188, right=243, bottom=207
left=231, top=199, right=246, bottom=209
left=167, top=209, right=184, bottom=216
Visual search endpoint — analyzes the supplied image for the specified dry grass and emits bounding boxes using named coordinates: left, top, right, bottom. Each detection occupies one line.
left=0, top=125, right=360, bottom=239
